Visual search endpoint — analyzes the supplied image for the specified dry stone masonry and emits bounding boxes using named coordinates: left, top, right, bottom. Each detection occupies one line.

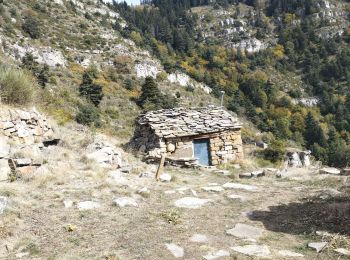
left=0, top=107, right=54, bottom=145
left=128, top=106, right=243, bottom=166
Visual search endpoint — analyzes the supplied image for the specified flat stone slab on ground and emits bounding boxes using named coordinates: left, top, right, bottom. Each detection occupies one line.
left=189, top=234, right=208, bottom=243
left=202, top=186, right=224, bottom=192
left=203, top=250, right=230, bottom=259
left=308, top=242, right=327, bottom=253
left=165, top=243, right=184, bottom=258
left=77, top=201, right=101, bottom=210
left=334, top=248, right=350, bottom=256
left=319, top=167, right=341, bottom=175
left=222, top=182, right=258, bottom=191
left=63, top=200, right=73, bottom=208
left=278, top=250, right=304, bottom=257
left=226, top=223, right=264, bottom=239
left=227, top=194, right=246, bottom=201
left=174, top=197, right=212, bottom=209
left=231, top=245, right=270, bottom=257
left=114, top=197, right=138, bottom=207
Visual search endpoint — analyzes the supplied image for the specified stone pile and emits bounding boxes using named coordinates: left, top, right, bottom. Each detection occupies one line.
left=286, top=150, right=311, bottom=167
left=0, top=108, right=54, bottom=145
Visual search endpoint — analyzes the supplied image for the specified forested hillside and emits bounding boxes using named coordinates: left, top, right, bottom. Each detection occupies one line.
left=112, top=0, right=350, bottom=167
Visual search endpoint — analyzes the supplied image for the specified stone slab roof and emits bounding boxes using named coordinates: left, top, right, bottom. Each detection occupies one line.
left=137, top=106, right=242, bottom=138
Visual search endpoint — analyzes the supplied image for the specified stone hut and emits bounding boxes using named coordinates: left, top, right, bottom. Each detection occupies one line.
left=129, top=106, right=243, bottom=166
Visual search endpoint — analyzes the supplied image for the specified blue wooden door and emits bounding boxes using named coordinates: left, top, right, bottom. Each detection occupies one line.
left=193, top=139, right=210, bottom=166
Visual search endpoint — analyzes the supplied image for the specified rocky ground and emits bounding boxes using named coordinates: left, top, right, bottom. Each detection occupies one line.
left=0, top=138, right=349, bottom=260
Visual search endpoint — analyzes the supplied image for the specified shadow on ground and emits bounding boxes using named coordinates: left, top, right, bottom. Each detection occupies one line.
left=249, top=194, right=350, bottom=236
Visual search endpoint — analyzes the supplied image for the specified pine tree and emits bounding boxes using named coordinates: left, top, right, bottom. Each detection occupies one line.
left=137, top=76, right=163, bottom=110
left=79, top=68, right=104, bottom=107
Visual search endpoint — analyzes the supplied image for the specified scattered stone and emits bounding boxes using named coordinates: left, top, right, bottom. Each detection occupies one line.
left=203, top=250, right=230, bottom=259
left=222, top=182, right=258, bottom=191
left=137, top=187, right=150, bottom=196
left=189, top=234, right=208, bottom=243
left=308, top=242, right=327, bottom=253
left=159, top=173, right=172, bottom=182
left=139, top=172, right=155, bottom=178
left=174, top=197, right=212, bottom=209
left=227, top=194, right=246, bottom=201
left=190, top=189, right=198, bottom=197
left=278, top=250, right=304, bottom=257
left=63, top=200, right=73, bottom=208
left=0, top=196, right=8, bottom=214
left=334, top=248, right=350, bottom=256
left=215, top=170, right=231, bottom=176
left=202, top=186, right=224, bottom=192
left=164, top=190, right=176, bottom=195
left=251, top=170, right=265, bottom=178
left=14, top=158, right=32, bottom=167
left=77, top=201, right=101, bottom=210
left=231, top=245, right=270, bottom=257
left=86, top=141, right=123, bottom=168
left=319, top=167, right=341, bottom=175
left=165, top=243, right=184, bottom=258
left=15, top=252, right=30, bottom=258
left=315, top=230, right=333, bottom=237
left=341, top=168, right=350, bottom=176
left=114, top=197, right=138, bottom=207
left=239, top=172, right=252, bottom=179
left=226, top=223, right=264, bottom=239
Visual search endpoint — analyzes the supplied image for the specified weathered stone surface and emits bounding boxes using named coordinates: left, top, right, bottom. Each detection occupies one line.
left=174, top=197, right=212, bottom=209
left=308, top=242, right=327, bottom=252
left=203, top=250, right=230, bottom=259
left=0, top=196, right=8, bottom=214
left=226, top=223, right=264, bottom=239
left=231, top=245, right=270, bottom=257
left=189, top=234, right=208, bottom=243
left=222, top=182, right=258, bottom=191
left=114, top=197, right=138, bottom=207
left=278, top=250, right=304, bottom=257
left=77, top=201, right=101, bottom=210
left=239, top=172, right=252, bottom=179
left=165, top=243, right=184, bottom=258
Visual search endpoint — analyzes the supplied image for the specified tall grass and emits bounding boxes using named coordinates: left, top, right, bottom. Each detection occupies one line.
left=0, top=66, right=35, bottom=105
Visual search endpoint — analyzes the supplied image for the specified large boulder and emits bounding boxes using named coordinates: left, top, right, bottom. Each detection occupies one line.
left=87, top=141, right=123, bottom=168
left=0, top=159, right=10, bottom=181
left=0, top=136, right=10, bottom=158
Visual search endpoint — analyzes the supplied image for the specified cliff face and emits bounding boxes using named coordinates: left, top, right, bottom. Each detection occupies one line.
left=193, top=0, right=349, bottom=52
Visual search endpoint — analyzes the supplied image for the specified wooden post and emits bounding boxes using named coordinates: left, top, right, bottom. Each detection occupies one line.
left=156, top=154, right=166, bottom=181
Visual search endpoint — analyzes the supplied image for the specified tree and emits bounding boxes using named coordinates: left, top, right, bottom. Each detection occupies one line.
left=263, top=139, right=286, bottom=163
left=79, top=68, right=104, bottom=106
left=75, top=104, right=101, bottom=127
left=304, top=112, right=326, bottom=147
left=137, top=76, right=163, bottom=110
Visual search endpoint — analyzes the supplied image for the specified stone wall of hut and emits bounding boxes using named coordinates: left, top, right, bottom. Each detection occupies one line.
left=165, top=130, right=243, bottom=165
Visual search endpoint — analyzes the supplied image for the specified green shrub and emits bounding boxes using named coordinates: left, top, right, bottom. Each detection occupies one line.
left=75, top=104, right=101, bottom=127
left=0, top=67, right=35, bottom=105
left=22, top=17, right=41, bottom=39
left=263, top=139, right=286, bottom=163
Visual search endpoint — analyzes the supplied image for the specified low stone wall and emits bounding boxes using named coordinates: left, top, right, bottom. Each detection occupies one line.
left=0, top=107, right=54, bottom=145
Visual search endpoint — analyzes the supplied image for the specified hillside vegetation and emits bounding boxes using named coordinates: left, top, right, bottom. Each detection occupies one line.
left=113, top=0, right=350, bottom=166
